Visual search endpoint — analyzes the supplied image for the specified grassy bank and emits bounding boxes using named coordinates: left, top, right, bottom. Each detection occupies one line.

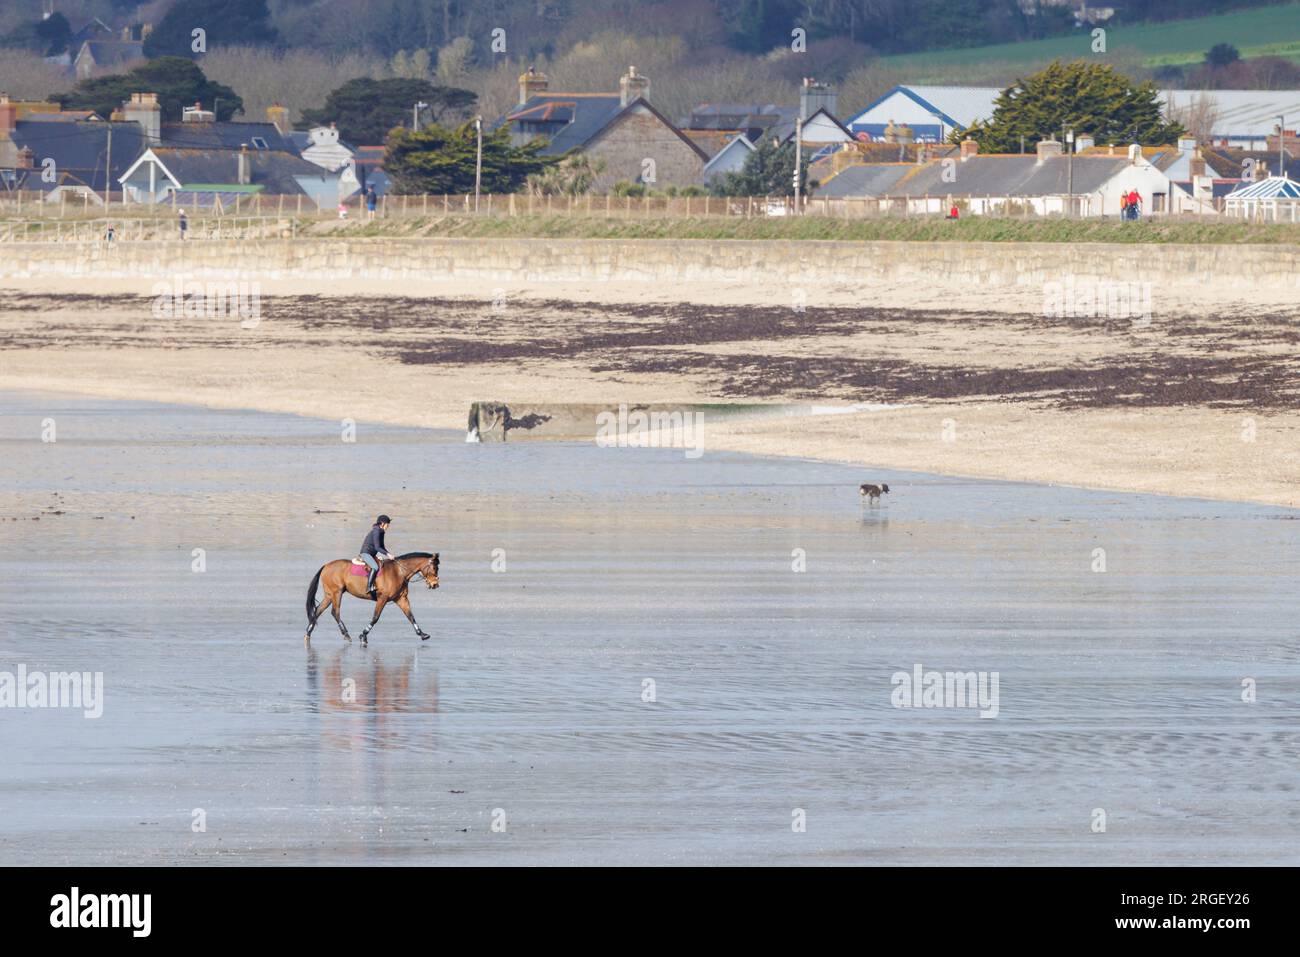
left=879, top=2, right=1300, bottom=83
left=301, top=214, right=1300, bottom=245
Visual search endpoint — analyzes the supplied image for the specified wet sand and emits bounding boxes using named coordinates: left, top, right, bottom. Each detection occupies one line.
left=1, top=391, right=1297, bottom=865
left=1, top=281, right=1297, bottom=508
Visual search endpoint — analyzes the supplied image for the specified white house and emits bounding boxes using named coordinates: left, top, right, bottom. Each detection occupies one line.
left=702, top=133, right=753, bottom=183
left=845, top=85, right=1000, bottom=143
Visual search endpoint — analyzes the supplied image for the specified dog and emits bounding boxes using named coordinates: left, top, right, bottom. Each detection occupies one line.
left=858, top=483, right=890, bottom=502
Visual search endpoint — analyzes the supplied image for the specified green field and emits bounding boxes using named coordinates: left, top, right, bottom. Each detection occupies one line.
left=879, top=2, right=1300, bottom=83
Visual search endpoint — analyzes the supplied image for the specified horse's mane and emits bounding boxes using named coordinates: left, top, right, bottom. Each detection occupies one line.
left=398, top=551, right=435, bottom=560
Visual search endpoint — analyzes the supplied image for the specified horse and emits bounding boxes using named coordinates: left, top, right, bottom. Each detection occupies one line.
left=305, top=552, right=440, bottom=643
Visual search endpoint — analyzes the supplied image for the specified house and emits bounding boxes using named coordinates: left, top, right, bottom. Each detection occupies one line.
left=44, top=17, right=115, bottom=68
left=1160, top=89, right=1300, bottom=150
left=74, top=39, right=145, bottom=80
left=845, top=86, right=1002, bottom=142
left=497, top=66, right=708, bottom=190
left=290, top=123, right=360, bottom=198
left=815, top=138, right=1187, bottom=217
left=1, top=94, right=144, bottom=201
left=701, top=134, right=754, bottom=184
left=679, top=103, right=797, bottom=145
left=120, top=145, right=347, bottom=206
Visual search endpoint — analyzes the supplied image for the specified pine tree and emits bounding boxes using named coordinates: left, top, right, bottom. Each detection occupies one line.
left=958, top=60, right=1186, bottom=153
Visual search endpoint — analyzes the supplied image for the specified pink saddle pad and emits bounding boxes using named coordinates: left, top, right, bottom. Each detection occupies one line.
left=349, top=563, right=369, bottom=577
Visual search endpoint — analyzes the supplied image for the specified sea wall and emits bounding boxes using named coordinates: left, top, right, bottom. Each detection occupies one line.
left=2, top=236, right=1297, bottom=289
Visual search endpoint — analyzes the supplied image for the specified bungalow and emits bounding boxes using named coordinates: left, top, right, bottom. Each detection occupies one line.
left=496, top=66, right=708, bottom=190
left=817, top=138, right=1188, bottom=217
left=119, top=145, right=346, bottom=206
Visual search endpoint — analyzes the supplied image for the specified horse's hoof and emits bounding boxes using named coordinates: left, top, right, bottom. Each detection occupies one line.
left=418, top=632, right=430, bottom=641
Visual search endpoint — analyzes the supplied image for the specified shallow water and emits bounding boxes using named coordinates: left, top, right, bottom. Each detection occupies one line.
left=0, top=390, right=1297, bottom=865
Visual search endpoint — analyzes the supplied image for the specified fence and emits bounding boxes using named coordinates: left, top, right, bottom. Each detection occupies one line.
left=0, top=189, right=1230, bottom=238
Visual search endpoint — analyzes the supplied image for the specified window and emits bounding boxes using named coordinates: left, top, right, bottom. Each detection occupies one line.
left=251, top=137, right=269, bottom=150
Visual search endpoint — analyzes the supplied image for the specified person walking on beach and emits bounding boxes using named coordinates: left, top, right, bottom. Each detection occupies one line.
left=1128, top=189, right=1141, bottom=220
left=366, top=186, right=377, bottom=220
left=356, top=514, right=397, bottom=596
left=178, top=209, right=188, bottom=240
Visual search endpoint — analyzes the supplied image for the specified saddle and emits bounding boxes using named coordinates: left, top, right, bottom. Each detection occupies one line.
left=349, top=559, right=369, bottom=576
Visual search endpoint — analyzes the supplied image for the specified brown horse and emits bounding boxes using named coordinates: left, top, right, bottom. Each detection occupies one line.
left=305, top=552, right=439, bottom=643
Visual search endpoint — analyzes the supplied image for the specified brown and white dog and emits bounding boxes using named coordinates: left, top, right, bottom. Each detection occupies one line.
left=858, top=483, right=890, bottom=502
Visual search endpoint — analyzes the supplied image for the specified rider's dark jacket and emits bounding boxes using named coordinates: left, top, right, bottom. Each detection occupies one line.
left=360, top=524, right=389, bottom=559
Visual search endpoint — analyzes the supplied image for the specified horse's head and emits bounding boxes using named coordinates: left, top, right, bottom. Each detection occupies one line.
left=420, top=553, right=440, bottom=590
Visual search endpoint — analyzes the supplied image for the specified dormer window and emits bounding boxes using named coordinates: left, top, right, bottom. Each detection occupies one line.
left=251, top=136, right=269, bottom=150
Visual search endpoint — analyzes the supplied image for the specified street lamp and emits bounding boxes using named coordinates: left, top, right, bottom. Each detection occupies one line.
left=1279, top=114, right=1286, bottom=181
left=1065, top=128, right=1075, bottom=217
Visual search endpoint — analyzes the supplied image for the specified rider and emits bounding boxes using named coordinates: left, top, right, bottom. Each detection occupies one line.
left=357, top=514, right=396, bottom=595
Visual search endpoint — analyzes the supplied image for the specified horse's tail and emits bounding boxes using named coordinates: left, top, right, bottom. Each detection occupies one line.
left=306, top=565, right=324, bottom=623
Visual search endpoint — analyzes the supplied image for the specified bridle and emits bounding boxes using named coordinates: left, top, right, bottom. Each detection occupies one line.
left=390, top=556, right=439, bottom=589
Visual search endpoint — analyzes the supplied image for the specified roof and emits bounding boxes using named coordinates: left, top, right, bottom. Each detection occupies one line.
left=20, top=111, right=100, bottom=122
left=847, top=85, right=1001, bottom=131
left=498, top=93, right=625, bottom=154
left=77, top=40, right=145, bottom=68
left=1201, top=146, right=1300, bottom=181
left=1159, top=89, right=1300, bottom=139
left=768, top=107, right=852, bottom=145
left=1225, top=176, right=1300, bottom=200
left=137, top=147, right=330, bottom=195
left=684, top=130, right=742, bottom=158
left=498, top=94, right=708, bottom=161
left=817, top=164, right=914, bottom=198
left=680, top=104, right=798, bottom=132
left=817, top=154, right=1140, bottom=198
left=5, top=119, right=145, bottom=192
left=159, top=121, right=296, bottom=154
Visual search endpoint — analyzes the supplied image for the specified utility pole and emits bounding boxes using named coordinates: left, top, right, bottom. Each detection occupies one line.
left=104, top=125, right=111, bottom=207
left=793, top=116, right=802, bottom=215
left=474, top=115, right=483, bottom=212
left=413, top=101, right=429, bottom=132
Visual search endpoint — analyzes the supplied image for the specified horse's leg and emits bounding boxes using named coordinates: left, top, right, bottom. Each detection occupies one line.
left=358, top=594, right=388, bottom=643
left=330, top=586, right=352, bottom=641
left=305, top=598, right=332, bottom=641
left=396, top=593, right=430, bottom=641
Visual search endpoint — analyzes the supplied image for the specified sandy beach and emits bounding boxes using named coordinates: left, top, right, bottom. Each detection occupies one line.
left=2, top=271, right=1297, bottom=509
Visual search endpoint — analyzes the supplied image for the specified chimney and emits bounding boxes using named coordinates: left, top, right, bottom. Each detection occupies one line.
left=1127, top=143, right=1142, bottom=163
left=619, top=65, right=650, bottom=107
left=1188, top=151, right=1206, bottom=179
left=518, top=66, right=548, bottom=105
left=182, top=100, right=214, bottom=123
left=123, top=92, right=160, bottom=145
left=266, top=102, right=289, bottom=137
left=799, top=77, right=837, bottom=121
left=960, top=138, right=978, bottom=161
left=1177, top=135, right=1197, bottom=152
left=1075, top=134, right=1094, bottom=152
left=0, top=92, right=15, bottom=135
left=1036, top=138, right=1063, bottom=163
left=237, top=144, right=250, bottom=186
left=17, top=146, right=34, bottom=169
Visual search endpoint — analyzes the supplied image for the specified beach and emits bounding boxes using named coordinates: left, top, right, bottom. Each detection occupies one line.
left=1, top=391, right=1297, bottom=866
left=1, top=262, right=1297, bottom=508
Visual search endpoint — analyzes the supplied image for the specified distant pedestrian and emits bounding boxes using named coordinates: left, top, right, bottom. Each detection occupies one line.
left=946, top=203, right=959, bottom=220
left=366, top=187, right=377, bottom=220
left=105, top=224, right=115, bottom=243
left=178, top=209, right=188, bottom=240
left=1127, top=189, right=1141, bottom=220
left=338, top=200, right=348, bottom=220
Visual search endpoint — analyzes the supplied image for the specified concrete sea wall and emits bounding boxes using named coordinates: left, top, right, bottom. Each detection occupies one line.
left=2, top=237, right=1297, bottom=289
